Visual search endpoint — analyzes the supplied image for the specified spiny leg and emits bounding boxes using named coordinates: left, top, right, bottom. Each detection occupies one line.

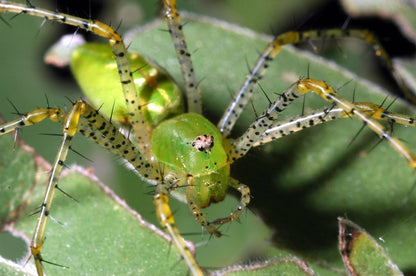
left=255, top=105, right=350, bottom=146
left=254, top=101, right=416, bottom=146
left=212, top=178, right=250, bottom=226
left=154, top=185, right=204, bottom=276
left=184, top=178, right=250, bottom=234
left=217, top=28, right=415, bottom=136
left=229, top=81, right=304, bottom=161
left=0, top=1, right=151, bottom=155
left=163, top=0, right=202, bottom=114
left=0, top=103, right=88, bottom=274
left=229, top=79, right=416, bottom=170
left=299, top=79, right=416, bottom=168
left=185, top=185, right=222, bottom=237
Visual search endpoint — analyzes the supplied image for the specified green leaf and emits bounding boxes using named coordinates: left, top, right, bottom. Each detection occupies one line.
left=1, top=3, right=416, bottom=275
left=339, top=218, right=402, bottom=275
left=0, top=134, right=36, bottom=225
left=15, top=165, right=190, bottom=275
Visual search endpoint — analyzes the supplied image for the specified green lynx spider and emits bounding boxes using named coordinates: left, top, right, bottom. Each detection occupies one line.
left=1, top=0, right=416, bottom=275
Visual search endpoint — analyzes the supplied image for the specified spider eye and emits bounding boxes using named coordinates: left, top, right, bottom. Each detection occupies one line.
left=191, top=134, right=214, bottom=153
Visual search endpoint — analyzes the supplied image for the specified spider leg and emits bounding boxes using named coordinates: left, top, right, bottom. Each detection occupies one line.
left=212, top=178, right=251, bottom=226
left=185, top=185, right=222, bottom=237
left=154, top=186, right=204, bottom=276
left=163, top=0, right=202, bottom=114
left=230, top=79, right=416, bottom=169
left=217, top=28, right=415, bottom=136
left=254, top=102, right=416, bottom=146
left=183, top=176, right=250, bottom=234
